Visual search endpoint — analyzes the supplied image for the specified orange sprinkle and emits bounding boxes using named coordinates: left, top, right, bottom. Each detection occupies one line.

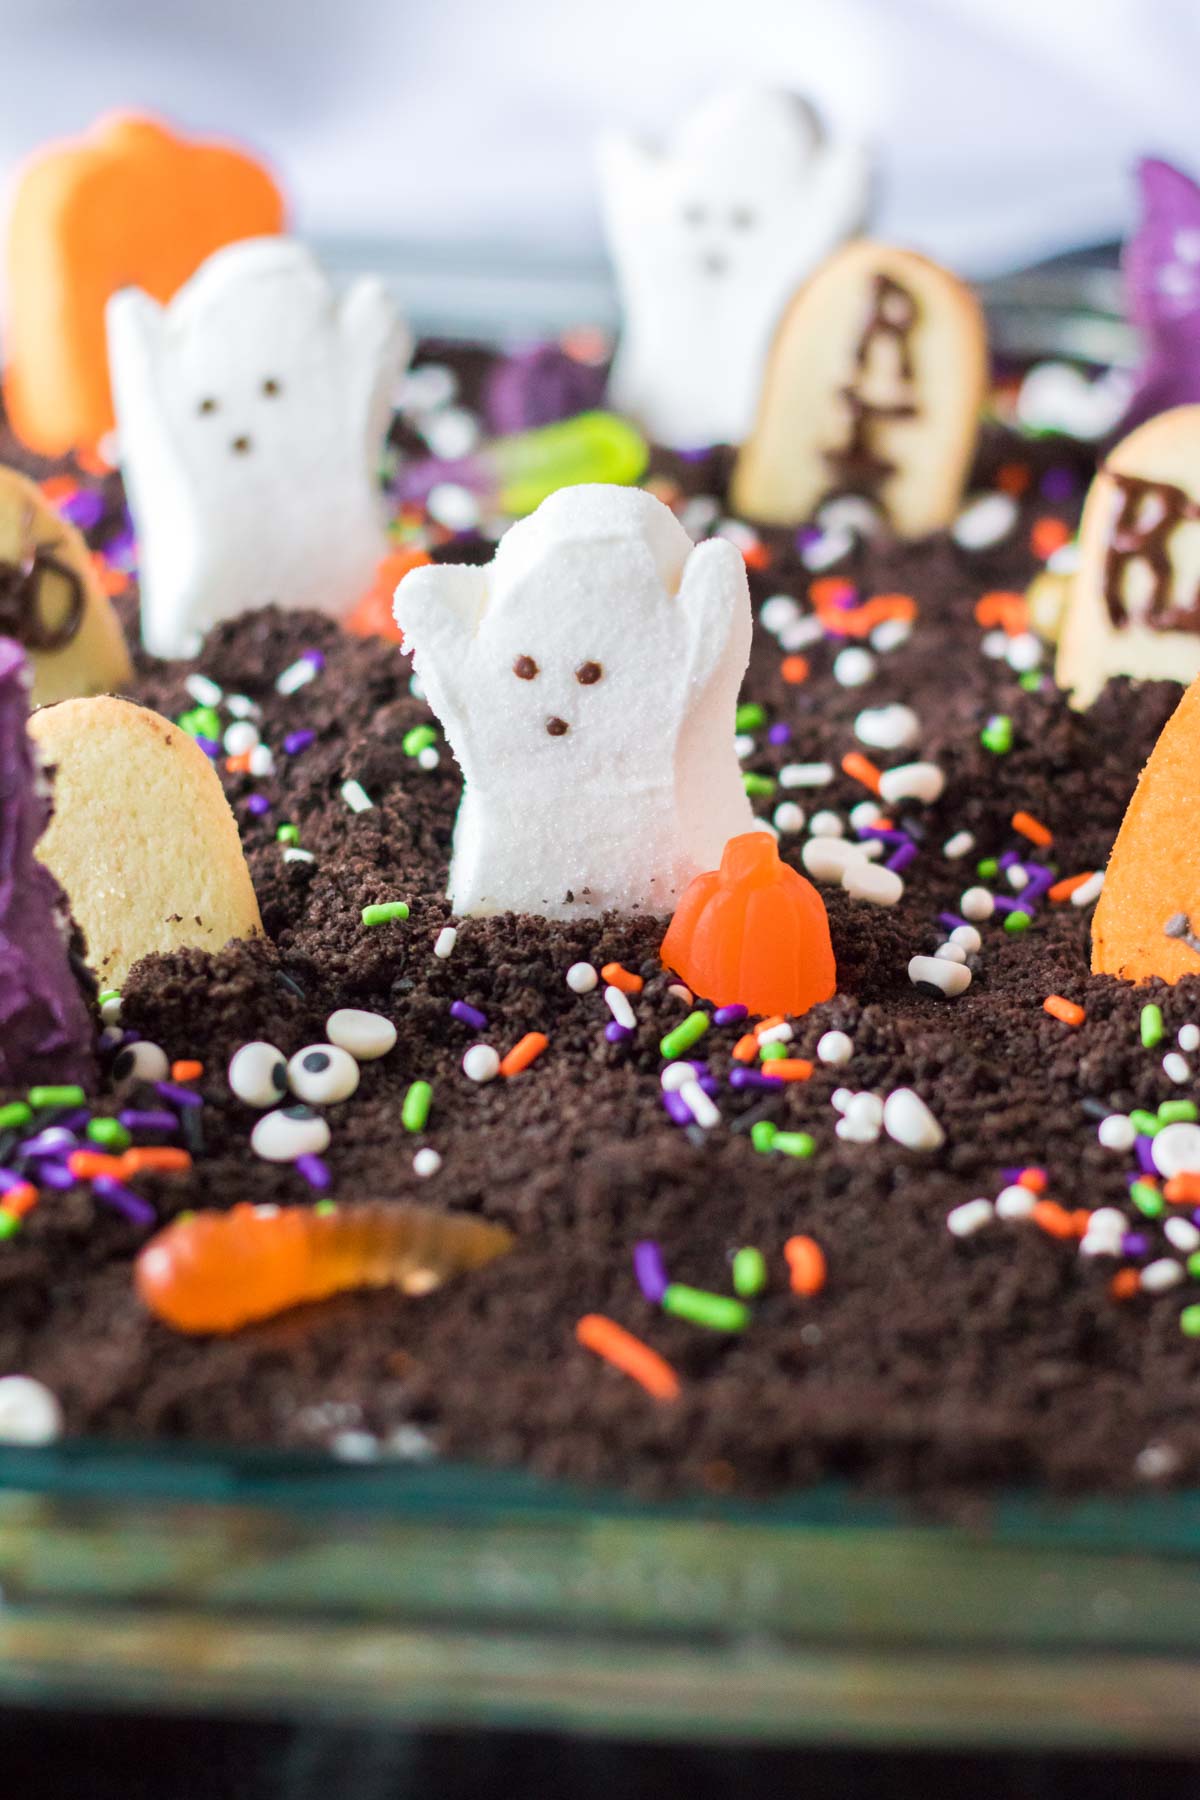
left=601, top=962, right=643, bottom=995
left=861, top=592, right=917, bottom=627
left=1110, top=1268, right=1141, bottom=1301
left=575, top=1314, right=680, bottom=1402
left=1031, top=517, right=1071, bottom=560
left=96, top=562, right=129, bottom=597
left=841, top=750, right=882, bottom=794
left=784, top=1235, right=827, bottom=1296
left=996, top=462, right=1032, bottom=496
left=1012, top=810, right=1053, bottom=848
left=171, top=1060, right=203, bottom=1083
left=225, top=751, right=252, bottom=774
left=810, top=577, right=855, bottom=610
left=780, top=655, right=809, bottom=685
left=763, top=1058, right=813, bottom=1082
left=499, top=1032, right=548, bottom=1078
left=732, top=1033, right=760, bottom=1063
left=1043, top=994, right=1085, bottom=1028
left=67, top=1150, right=126, bottom=1180
left=974, top=590, right=1029, bottom=636
left=119, top=1147, right=192, bottom=1177
left=1, top=1183, right=38, bottom=1218
left=1017, top=1167, right=1048, bottom=1194
left=40, top=475, right=77, bottom=504
left=754, top=1015, right=785, bottom=1036
left=1032, top=1200, right=1078, bottom=1239
left=75, top=443, right=114, bottom=477
left=1165, top=1175, right=1200, bottom=1205
left=1048, top=871, right=1096, bottom=903
left=742, top=540, right=771, bottom=572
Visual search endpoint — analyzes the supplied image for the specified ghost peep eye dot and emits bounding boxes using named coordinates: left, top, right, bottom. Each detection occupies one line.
left=261, top=377, right=282, bottom=397
left=682, top=204, right=706, bottom=227
left=196, top=396, right=218, bottom=416
left=512, top=654, right=539, bottom=680
left=575, top=661, right=602, bottom=685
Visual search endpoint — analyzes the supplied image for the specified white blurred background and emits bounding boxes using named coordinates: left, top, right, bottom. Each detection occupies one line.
left=2, top=0, right=1198, bottom=277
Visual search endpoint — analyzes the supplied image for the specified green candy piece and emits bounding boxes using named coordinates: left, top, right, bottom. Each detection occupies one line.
left=1140, top=1004, right=1165, bottom=1050
left=1188, top=1253, right=1200, bottom=1282
left=87, top=1118, right=131, bottom=1151
left=759, top=1040, right=788, bottom=1062
left=1158, top=1100, right=1198, bottom=1126
left=661, top=1283, right=749, bottom=1333
left=976, top=857, right=999, bottom=880
left=1003, top=910, right=1031, bottom=934
left=1181, top=1304, right=1200, bottom=1338
left=732, top=1246, right=767, bottom=1298
left=735, top=704, right=766, bottom=733
left=1130, top=1183, right=1164, bottom=1219
left=314, top=1199, right=338, bottom=1216
left=493, top=412, right=649, bottom=515
left=362, top=902, right=410, bottom=927
left=0, top=1103, right=32, bottom=1132
left=28, top=1085, right=86, bottom=1110
left=742, top=773, right=776, bottom=797
left=178, top=705, right=221, bottom=741
left=750, top=1120, right=778, bottom=1154
left=276, top=823, right=300, bottom=846
left=1018, top=672, right=1042, bottom=693
left=0, top=1213, right=21, bottom=1242
left=1130, top=1109, right=1160, bottom=1138
left=402, top=1081, right=432, bottom=1133
left=403, top=724, right=438, bottom=757
left=773, top=1131, right=816, bottom=1159
left=659, top=1012, right=709, bottom=1061
left=981, top=715, right=1013, bottom=755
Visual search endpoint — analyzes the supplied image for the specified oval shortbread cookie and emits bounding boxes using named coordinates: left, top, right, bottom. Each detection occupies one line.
left=29, top=695, right=262, bottom=987
left=731, top=240, right=988, bottom=537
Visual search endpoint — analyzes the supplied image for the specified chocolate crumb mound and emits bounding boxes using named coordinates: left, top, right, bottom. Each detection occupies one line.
left=4, top=356, right=1200, bottom=1515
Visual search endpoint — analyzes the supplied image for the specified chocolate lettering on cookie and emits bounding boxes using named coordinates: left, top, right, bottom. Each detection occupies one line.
left=0, top=503, right=84, bottom=652
left=823, top=273, right=919, bottom=507
left=1103, top=472, right=1200, bottom=631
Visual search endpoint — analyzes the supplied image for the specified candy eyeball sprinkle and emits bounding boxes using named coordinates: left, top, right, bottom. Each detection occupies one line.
left=287, top=1044, right=360, bottom=1105
left=111, top=1040, right=170, bottom=1087
left=250, top=1105, right=332, bottom=1163
left=228, top=1041, right=289, bottom=1109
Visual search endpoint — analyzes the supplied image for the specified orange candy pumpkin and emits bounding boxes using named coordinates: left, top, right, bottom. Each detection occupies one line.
left=661, top=831, right=837, bottom=1017
left=4, top=112, right=286, bottom=456
left=346, top=547, right=432, bottom=644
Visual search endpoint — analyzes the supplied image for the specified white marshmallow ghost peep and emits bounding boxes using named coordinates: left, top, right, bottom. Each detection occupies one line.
left=598, top=86, right=870, bottom=448
left=107, top=237, right=411, bottom=657
left=394, top=485, right=755, bottom=917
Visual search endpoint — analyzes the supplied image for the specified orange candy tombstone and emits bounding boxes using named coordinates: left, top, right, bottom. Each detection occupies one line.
left=4, top=113, right=286, bottom=456
left=661, top=831, right=837, bottom=1018
left=1094, top=674, right=1200, bottom=983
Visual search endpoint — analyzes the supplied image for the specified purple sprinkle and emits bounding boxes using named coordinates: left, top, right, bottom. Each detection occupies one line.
left=195, top=735, right=222, bottom=758
left=675, top=444, right=713, bottom=464
left=0, top=1169, right=26, bottom=1193
left=245, top=793, right=271, bottom=817
left=54, top=1110, right=91, bottom=1133
left=153, top=1081, right=205, bottom=1110
left=794, top=526, right=823, bottom=551
left=1020, top=866, right=1056, bottom=906
left=1000, top=1166, right=1026, bottom=1184
left=119, top=1110, right=179, bottom=1133
left=283, top=730, right=316, bottom=756
left=634, top=1240, right=669, bottom=1303
left=998, top=851, right=1020, bottom=872
left=1192, top=1208, right=1200, bottom=1227
left=38, top=1162, right=76, bottom=1190
left=1040, top=466, right=1078, bottom=504
left=20, top=1130, right=78, bottom=1158
left=767, top=722, right=791, bottom=746
left=451, top=999, right=488, bottom=1031
left=91, top=1176, right=155, bottom=1226
left=605, top=1021, right=634, bottom=1044
left=296, top=1154, right=331, bottom=1191
left=60, top=489, right=105, bottom=531
left=302, top=649, right=326, bottom=670
left=697, top=1075, right=721, bottom=1100
left=713, top=1004, right=748, bottom=1027
left=1135, top=1135, right=1158, bottom=1175
left=1122, top=1232, right=1149, bottom=1258
left=938, top=912, right=971, bottom=933
left=662, top=1090, right=692, bottom=1126
left=886, top=842, right=918, bottom=874
left=858, top=827, right=911, bottom=846
left=728, top=1068, right=784, bottom=1091
left=992, top=897, right=1031, bottom=917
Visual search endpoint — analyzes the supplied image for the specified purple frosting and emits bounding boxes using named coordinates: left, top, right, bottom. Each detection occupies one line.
left=0, top=638, right=96, bottom=1089
left=1121, top=157, right=1200, bottom=429
left=483, top=343, right=607, bottom=436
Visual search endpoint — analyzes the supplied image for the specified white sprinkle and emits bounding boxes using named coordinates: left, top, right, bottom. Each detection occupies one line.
left=422, top=405, right=480, bottom=460
left=434, top=926, right=458, bottom=960
left=870, top=616, right=912, bottom=653
left=413, top=1148, right=443, bottom=1178
left=184, top=672, right=223, bottom=708
left=833, top=646, right=876, bottom=688
left=935, top=942, right=967, bottom=963
left=1135, top=1442, right=1180, bottom=1481
left=817, top=493, right=879, bottom=537
left=566, top=961, right=597, bottom=994
left=680, top=1079, right=720, bottom=1129
left=1090, top=1208, right=1128, bottom=1237
left=961, top=886, right=995, bottom=922
left=773, top=801, right=805, bottom=833
left=758, top=1022, right=794, bottom=1046
left=283, top=847, right=316, bottom=865
left=817, top=1030, right=853, bottom=1067
left=808, top=810, right=844, bottom=838
left=661, top=1062, right=697, bottom=1092
left=1080, top=1230, right=1122, bottom=1258
left=908, top=954, right=971, bottom=998
left=952, top=490, right=1019, bottom=550
left=981, top=628, right=1011, bottom=660
left=1005, top=632, right=1043, bottom=673
left=667, top=983, right=693, bottom=1003
left=1166, top=1216, right=1200, bottom=1254
left=462, top=1044, right=501, bottom=1083
left=848, top=800, right=883, bottom=832
left=1006, top=864, right=1029, bottom=891
left=248, top=744, right=275, bottom=778
left=734, top=733, right=756, bottom=759
left=944, top=832, right=976, bottom=861
left=830, top=1087, right=855, bottom=1114
left=854, top=703, right=920, bottom=750
left=780, top=762, right=834, bottom=788
left=341, top=778, right=374, bottom=814
left=1070, top=870, right=1105, bottom=908
left=604, top=985, right=636, bottom=1030
left=950, top=924, right=982, bottom=952
left=331, top=1430, right=380, bottom=1463
left=409, top=672, right=426, bottom=701
left=1141, top=1258, right=1184, bottom=1294
left=800, top=525, right=854, bottom=570
left=224, top=693, right=261, bottom=720
left=780, top=615, right=827, bottom=652
left=417, top=746, right=440, bottom=771
left=1180, top=1024, right=1200, bottom=1053
left=0, top=1376, right=63, bottom=1445
left=223, top=720, right=259, bottom=756
left=878, top=761, right=945, bottom=805
left=948, top=1198, right=994, bottom=1237
left=843, top=861, right=904, bottom=906
left=100, top=993, right=122, bottom=1025
left=996, top=1183, right=1036, bottom=1219
left=326, top=1008, right=397, bottom=1061
left=1152, top=1122, right=1200, bottom=1179
left=1164, top=1052, right=1192, bottom=1085
left=396, top=362, right=457, bottom=413
left=883, top=1088, right=944, bottom=1150
left=1098, top=1114, right=1136, bottom=1151
left=836, top=1093, right=884, bottom=1143
left=717, top=517, right=758, bottom=553
left=760, top=594, right=800, bottom=635
left=803, top=838, right=867, bottom=885
left=276, top=657, right=318, bottom=696
left=427, top=482, right=481, bottom=532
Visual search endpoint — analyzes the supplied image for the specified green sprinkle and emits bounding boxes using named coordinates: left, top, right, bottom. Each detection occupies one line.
left=87, top=1118, right=131, bottom=1151
left=403, top=724, right=438, bottom=757
left=981, top=714, right=1013, bottom=755
left=1188, top=1253, right=1200, bottom=1281
left=177, top=705, right=221, bottom=741
left=1018, top=671, right=1042, bottom=693
left=732, top=1246, right=768, bottom=1298
left=742, top=772, right=776, bottom=797
left=976, top=857, right=999, bottom=880
left=362, top=901, right=410, bottom=927
left=750, top=1120, right=778, bottom=1154
left=276, top=823, right=300, bottom=845
left=28, top=1085, right=85, bottom=1110
left=1003, top=910, right=1031, bottom=934
left=0, top=1103, right=32, bottom=1132
left=176, top=1211, right=196, bottom=1225
left=759, top=1040, right=788, bottom=1062
left=1141, top=1004, right=1165, bottom=1050
left=1181, top=1304, right=1200, bottom=1338
left=1130, top=1109, right=1161, bottom=1138
left=0, top=1213, right=21, bottom=1241
left=659, top=1011, right=710, bottom=1061
left=661, top=1283, right=749, bottom=1332
left=1158, top=1099, right=1198, bottom=1126
left=314, top=1199, right=338, bottom=1216
left=773, top=1130, right=816, bottom=1159
left=97, top=989, right=121, bottom=1007
left=402, top=1080, right=432, bottom=1133
left=1131, top=1182, right=1164, bottom=1219
left=735, top=703, right=766, bottom=733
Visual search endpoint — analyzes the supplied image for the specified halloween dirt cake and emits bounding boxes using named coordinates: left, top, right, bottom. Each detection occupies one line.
left=4, top=103, right=1200, bottom=1510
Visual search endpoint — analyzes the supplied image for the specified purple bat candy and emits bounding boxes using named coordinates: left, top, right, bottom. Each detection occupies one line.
left=483, top=343, right=607, bottom=436
left=1122, top=157, right=1200, bottom=429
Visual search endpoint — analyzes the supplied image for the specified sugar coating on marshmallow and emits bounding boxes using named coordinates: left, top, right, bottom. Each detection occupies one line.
left=395, top=485, right=754, bottom=918
left=108, top=237, right=411, bottom=657
left=597, top=86, right=869, bottom=447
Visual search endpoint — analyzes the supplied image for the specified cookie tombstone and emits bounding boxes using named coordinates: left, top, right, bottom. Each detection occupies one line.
left=29, top=696, right=262, bottom=988
left=731, top=241, right=987, bottom=536
left=0, top=468, right=131, bottom=706
left=1057, top=407, right=1200, bottom=709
